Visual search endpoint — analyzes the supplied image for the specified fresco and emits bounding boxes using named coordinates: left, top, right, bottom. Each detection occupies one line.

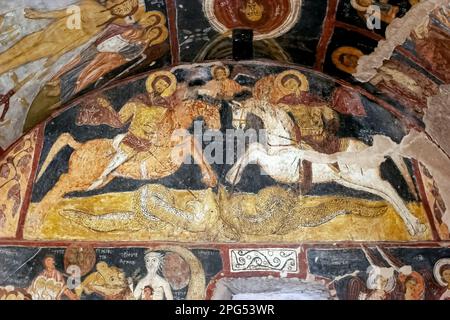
left=0, top=0, right=448, bottom=301
left=0, top=0, right=172, bottom=150
left=400, top=4, right=449, bottom=83
left=203, top=0, right=302, bottom=39
left=1, top=244, right=448, bottom=300
left=0, top=0, right=431, bottom=150
left=307, top=246, right=450, bottom=300
left=336, top=0, right=418, bottom=36
left=326, top=30, right=442, bottom=119
left=0, top=245, right=222, bottom=300
left=176, top=0, right=327, bottom=65
left=0, top=128, right=39, bottom=238
left=0, top=61, right=443, bottom=242
left=325, top=27, right=379, bottom=81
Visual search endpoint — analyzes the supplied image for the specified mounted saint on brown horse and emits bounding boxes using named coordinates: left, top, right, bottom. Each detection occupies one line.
left=34, top=71, right=221, bottom=218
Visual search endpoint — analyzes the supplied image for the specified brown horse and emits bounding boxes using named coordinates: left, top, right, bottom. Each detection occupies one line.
left=34, top=99, right=221, bottom=217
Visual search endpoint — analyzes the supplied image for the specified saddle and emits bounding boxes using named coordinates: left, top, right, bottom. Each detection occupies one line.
left=299, top=160, right=341, bottom=195
left=298, top=137, right=342, bottom=195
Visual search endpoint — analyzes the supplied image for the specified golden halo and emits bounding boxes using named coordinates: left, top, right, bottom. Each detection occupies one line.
left=350, top=0, right=370, bottom=12
left=146, top=71, right=177, bottom=98
left=332, top=46, right=364, bottom=74
left=110, top=0, right=139, bottom=18
left=275, top=70, right=309, bottom=95
left=146, top=25, right=169, bottom=46
left=211, top=65, right=230, bottom=79
left=139, top=10, right=167, bottom=28
left=433, top=258, right=450, bottom=287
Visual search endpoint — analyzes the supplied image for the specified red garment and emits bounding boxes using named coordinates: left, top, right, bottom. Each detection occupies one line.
left=76, top=96, right=123, bottom=128
left=277, top=92, right=325, bottom=106
left=122, top=133, right=153, bottom=152
left=331, top=87, right=366, bottom=116
left=75, top=53, right=126, bottom=92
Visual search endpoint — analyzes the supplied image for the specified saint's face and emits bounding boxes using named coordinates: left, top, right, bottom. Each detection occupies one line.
left=342, top=54, right=359, bottom=69
left=143, top=287, right=153, bottom=299
left=283, top=78, right=300, bottom=93
left=442, top=269, right=450, bottom=285
left=405, top=279, right=418, bottom=293
left=154, top=79, right=170, bottom=94
left=44, top=257, right=56, bottom=271
left=215, top=69, right=227, bottom=81
left=242, top=0, right=264, bottom=22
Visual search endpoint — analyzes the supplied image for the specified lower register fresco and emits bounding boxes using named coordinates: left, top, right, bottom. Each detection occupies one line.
left=0, top=61, right=449, bottom=299
left=0, top=245, right=449, bottom=300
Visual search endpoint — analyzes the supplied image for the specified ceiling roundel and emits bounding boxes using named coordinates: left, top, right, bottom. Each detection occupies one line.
left=203, top=0, right=302, bottom=40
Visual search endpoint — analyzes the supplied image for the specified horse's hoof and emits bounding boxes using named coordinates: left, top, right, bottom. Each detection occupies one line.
left=409, top=222, right=427, bottom=236
left=225, top=171, right=237, bottom=184
left=416, top=223, right=427, bottom=234
left=202, top=174, right=218, bottom=188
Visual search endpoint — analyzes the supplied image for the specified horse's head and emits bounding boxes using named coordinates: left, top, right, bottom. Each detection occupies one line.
left=230, top=100, right=252, bottom=130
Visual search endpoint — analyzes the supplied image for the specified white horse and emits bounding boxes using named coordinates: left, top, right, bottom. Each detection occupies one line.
left=226, top=99, right=426, bottom=236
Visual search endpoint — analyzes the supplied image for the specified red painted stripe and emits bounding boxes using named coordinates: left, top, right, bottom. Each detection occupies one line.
left=15, top=124, right=45, bottom=240
left=334, top=21, right=384, bottom=42
left=0, top=240, right=446, bottom=248
left=413, top=160, right=441, bottom=241
left=166, top=0, right=180, bottom=65
left=315, top=0, right=339, bottom=71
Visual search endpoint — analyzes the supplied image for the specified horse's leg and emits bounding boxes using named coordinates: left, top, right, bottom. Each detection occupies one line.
left=33, top=140, right=113, bottom=219
left=30, top=172, right=86, bottom=228
left=226, top=143, right=265, bottom=184
left=87, top=150, right=129, bottom=191
left=333, top=170, right=426, bottom=236
left=184, top=136, right=218, bottom=187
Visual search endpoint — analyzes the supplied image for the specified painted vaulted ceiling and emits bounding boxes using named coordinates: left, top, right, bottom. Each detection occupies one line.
left=0, top=0, right=449, bottom=301
left=0, top=0, right=447, bottom=150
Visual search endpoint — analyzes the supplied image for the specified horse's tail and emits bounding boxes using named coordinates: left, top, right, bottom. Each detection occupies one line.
left=345, top=137, right=418, bottom=199
left=36, top=133, right=81, bottom=181
left=391, top=153, right=418, bottom=200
